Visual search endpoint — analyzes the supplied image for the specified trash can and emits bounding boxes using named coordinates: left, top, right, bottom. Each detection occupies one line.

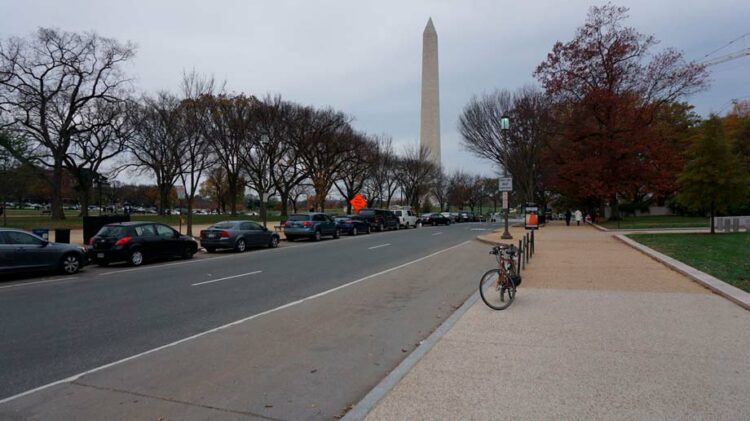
left=31, top=228, right=49, bottom=240
left=55, top=228, right=71, bottom=244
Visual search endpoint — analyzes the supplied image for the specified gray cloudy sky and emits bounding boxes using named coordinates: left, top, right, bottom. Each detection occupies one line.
left=2, top=0, right=749, bottom=177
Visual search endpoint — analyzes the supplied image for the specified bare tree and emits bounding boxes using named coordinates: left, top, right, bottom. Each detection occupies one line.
left=459, top=87, right=552, bottom=205
left=288, top=182, right=311, bottom=214
left=432, top=166, right=449, bottom=211
left=65, top=99, right=132, bottom=216
left=447, top=170, right=471, bottom=210
left=335, top=132, right=377, bottom=214
left=291, top=107, right=355, bottom=212
left=176, top=71, right=215, bottom=235
left=0, top=28, right=135, bottom=219
left=240, top=95, right=292, bottom=227
left=396, top=145, right=437, bottom=211
left=364, top=136, right=400, bottom=208
left=126, top=92, right=183, bottom=215
left=203, top=94, right=250, bottom=215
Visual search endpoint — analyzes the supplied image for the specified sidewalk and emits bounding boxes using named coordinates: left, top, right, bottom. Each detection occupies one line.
left=364, top=222, right=750, bottom=420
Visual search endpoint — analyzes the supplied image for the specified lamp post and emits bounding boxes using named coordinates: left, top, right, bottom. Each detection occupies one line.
left=500, top=115, right=513, bottom=240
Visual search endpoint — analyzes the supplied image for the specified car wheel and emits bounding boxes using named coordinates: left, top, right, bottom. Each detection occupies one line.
left=235, top=238, right=247, bottom=253
left=396, top=223, right=400, bottom=230
left=129, top=249, right=144, bottom=266
left=314, top=230, right=322, bottom=241
left=60, top=253, right=82, bottom=274
left=378, top=223, right=384, bottom=232
left=205, top=247, right=216, bottom=253
left=432, top=221, right=436, bottom=226
left=269, top=236, right=279, bottom=248
left=352, top=227, right=358, bottom=236
left=333, top=229, right=340, bottom=239
left=366, top=225, right=371, bottom=234
left=183, top=247, right=195, bottom=259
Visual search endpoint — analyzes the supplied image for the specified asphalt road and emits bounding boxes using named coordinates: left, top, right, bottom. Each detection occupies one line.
left=0, top=221, right=495, bottom=416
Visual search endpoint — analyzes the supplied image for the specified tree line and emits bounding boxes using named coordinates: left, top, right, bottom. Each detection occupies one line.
left=0, top=28, right=502, bottom=235
left=458, top=4, right=750, bottom=226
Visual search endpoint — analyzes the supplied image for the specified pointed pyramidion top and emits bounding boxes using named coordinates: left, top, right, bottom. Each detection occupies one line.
left=424, top=17, right=436, bottom=35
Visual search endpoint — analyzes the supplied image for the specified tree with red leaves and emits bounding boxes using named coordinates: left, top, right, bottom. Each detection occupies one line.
left=534, top=3, right=709, bottom=219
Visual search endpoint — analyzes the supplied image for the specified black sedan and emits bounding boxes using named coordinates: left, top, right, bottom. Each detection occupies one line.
left=87, top=222, right=199, bottom=266
left=420, top=213, right=452, bottom=226
left=200, top=220, right=280, bottom=252
left=0, top=228, right=88, bottom=275
left=335, top=215, right=371, bottom=236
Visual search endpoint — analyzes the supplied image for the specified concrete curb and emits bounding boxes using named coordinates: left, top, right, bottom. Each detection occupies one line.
left=341, top=290, right=481, bottom=420
left=614, top=234, right=750, bottom=311
left=592, top=223, right=609, bottom=232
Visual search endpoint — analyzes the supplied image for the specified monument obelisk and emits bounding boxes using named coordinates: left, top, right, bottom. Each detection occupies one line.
left=420, top=18, right=440, bottom=166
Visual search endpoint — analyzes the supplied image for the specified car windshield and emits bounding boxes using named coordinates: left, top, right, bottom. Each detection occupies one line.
left=210, top=223, right=235, bottom=229
left=288, top=214, right=310, bottom=221
left=359, top=210, right=375, bottom=216
left=96, top=226, right=130, bottom=238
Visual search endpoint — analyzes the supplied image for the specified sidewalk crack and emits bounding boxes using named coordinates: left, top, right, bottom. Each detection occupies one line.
left=70, top=381, right=285, bottom=421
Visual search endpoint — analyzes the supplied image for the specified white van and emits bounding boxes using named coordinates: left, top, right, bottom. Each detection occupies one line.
left=390, top=207, right=419, bottom=229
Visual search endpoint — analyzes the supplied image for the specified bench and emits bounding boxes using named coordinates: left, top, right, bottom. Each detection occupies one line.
left=274, top=221, right=286, bottom=233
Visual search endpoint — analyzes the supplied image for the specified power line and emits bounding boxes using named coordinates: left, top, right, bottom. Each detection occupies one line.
left=703, top=32, right=750, bottom=59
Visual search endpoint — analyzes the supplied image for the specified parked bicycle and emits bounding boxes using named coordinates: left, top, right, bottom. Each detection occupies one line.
left=479, top=244, right=522, bottom=310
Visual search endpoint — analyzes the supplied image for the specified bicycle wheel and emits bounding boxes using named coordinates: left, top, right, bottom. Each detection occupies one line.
left=479, top=268, right=516, bottom=310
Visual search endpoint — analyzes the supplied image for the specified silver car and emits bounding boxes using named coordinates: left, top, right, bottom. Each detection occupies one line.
left=199, top=221, right=280, bottom=253
left=0, top=228, right=88, bottom=275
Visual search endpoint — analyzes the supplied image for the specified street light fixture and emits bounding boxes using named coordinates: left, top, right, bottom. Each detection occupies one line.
left=500, top=115, right=513, bottom=240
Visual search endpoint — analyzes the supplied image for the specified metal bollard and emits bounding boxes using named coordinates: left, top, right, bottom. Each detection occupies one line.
left=525, top=233, right=530, bottom=264
left=531, top=230, right=535, bottom=256
left=518, top=240, right=524, bottom=271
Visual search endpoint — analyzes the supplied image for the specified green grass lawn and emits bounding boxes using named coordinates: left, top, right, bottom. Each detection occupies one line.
left=628, top=232, right=750, bottom=292
left=599, top=215, right=709, bottom=230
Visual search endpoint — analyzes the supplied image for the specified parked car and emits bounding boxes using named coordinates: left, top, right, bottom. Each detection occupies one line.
left=87, top=222, right=198, bottom=266
left=0, top=228, right=88, bottom=275
left=284, top=213, right=340, bottom=241
left=457, top=211, right=477, bottom=222
left=200, top=220, right=280, bottom=252
left=420, top=213, right=452, bottom=226
left=335, top=215, right=371, bottom=235
left=358, top=208, right=400, bottom=232
left=391, top=207, right=419, bottom=229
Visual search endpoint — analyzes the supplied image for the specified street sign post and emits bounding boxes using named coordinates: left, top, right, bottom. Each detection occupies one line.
left=502, top=191, right=508, bottom=209
left=498, top=177, right=513, bottom=192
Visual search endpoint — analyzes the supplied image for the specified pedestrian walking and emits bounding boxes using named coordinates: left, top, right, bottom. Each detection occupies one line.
left=565, top=209, right=572, bottom=226
left=574, top=209, right=583, bottom=226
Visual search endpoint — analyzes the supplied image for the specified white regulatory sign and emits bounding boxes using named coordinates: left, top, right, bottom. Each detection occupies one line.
left=175, top=185, right=186, bottom=200
left=502, top=191, right=509, bottom=209
left=499, top=177, right=513, bottom=192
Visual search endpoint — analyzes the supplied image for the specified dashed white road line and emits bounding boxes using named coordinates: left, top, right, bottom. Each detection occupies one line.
left=191, top=271, right=263, bottom=286
left=368, top=243, right=391, bottom=250
left=432, top=232, right=443, bottom=236
left=0, top=239, right=472, bottom=405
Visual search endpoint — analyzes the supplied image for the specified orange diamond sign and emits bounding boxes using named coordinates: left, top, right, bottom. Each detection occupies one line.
left=350, top=193, right=367, bottom=213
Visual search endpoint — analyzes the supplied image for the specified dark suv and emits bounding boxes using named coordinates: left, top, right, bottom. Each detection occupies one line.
left=88, top=222, right=199, bottom=266
left=283, top=213, right=340, bottom=241
left=358, top=208, right=399, bottom=232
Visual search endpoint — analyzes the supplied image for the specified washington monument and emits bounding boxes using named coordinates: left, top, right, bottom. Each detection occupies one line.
left=420, top=17, right=440, bottom=166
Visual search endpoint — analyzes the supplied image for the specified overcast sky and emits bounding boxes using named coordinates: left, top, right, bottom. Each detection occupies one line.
left=2, top=0, right=749, bottom=178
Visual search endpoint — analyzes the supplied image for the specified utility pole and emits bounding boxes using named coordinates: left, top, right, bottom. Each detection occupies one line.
left=500, top=116, right=513, bottom=240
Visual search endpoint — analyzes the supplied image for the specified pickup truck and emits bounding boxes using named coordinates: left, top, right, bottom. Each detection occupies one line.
left=392, top=208, right=419, bottom=229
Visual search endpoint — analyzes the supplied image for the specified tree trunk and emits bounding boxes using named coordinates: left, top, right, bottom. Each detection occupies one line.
left=260, top=198, right=267, bottom=228
left=50, top=163, right=65, bottom=220
left=609, top=195, right=621, bottom=221
left=279, top=191, right=290, bottom=219
left=158, top=183, right=171, bottom=216
left=228, top=179, right=239, bottom=216
left=710, top=201, right=715, bottom=234
left=186, top=198, right=194, bottom=236
left=79, top=187, right=90, bottom=217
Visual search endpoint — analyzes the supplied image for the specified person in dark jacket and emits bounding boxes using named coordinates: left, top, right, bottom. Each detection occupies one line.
left=565, top=209, right=572, bottom=226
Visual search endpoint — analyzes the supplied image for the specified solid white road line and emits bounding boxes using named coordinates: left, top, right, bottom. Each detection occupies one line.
left=432, top=232, right=443, bottom=236
left=191, top=271, right=262, bottom=286
left=0, top=239, right=472, bottom=405
left=368, top=243, right=391, bottom=250
left=0, top=277, right=79, bottom=291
